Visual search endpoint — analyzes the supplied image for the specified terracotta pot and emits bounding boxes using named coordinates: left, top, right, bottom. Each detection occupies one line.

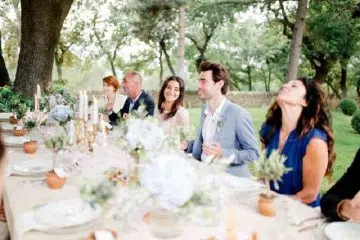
left=87, top=229, right=119, bottom=240
left=9, top=116, right=18, bottom=125
left=46, top=171, right=67, bottom=189
left=23, top=141, right=37, bottom=154
left=13, top=127, right=26, bottom=137
left=258, top=193, right=276, bottom=217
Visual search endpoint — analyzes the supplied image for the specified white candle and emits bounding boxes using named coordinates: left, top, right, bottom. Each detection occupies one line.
left=69, top=120, right=74, bottom=145
left=93, top=96, right=99, bottom=125
left=100, top=115, right=106, bottom=136
left=83, top=91, right=88, bottom=121
left=37, top=84, right=41, bottom=99
left=78, top=90, right=83, bottom=119
left=34, top=94, right=38, bottom=112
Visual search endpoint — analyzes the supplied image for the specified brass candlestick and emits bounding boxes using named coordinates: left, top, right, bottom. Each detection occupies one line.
left=75, top=118, right=84, bottom=144
left=86, top=123, right=97, bottom=152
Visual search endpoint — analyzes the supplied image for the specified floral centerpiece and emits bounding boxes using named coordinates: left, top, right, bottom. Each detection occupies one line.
left=47, top=104, right=73, bottom=126
left=43, top=128, right=70, bottom=168
left=12, top=103, right=28, bottom=136
left=22, top=111, right=47, bottom=153
left=251, top=150, right=291, bottom=216
left=140, top=151, right=197, bottom=210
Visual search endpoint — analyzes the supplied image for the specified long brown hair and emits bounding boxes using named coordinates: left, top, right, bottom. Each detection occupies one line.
left=158, top=76, right=185, bottom=120
left=260, top=77, right=336, bottom=177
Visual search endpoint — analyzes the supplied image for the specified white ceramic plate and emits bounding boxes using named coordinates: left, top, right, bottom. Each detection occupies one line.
left=0, top=112, right=12, bottom=121
left=34, top=199, right=102, bottom=229
left=127, top=206, right=152, bottom=232
left=217, top=175, right=262, bottom=192
left=325, top=222, right=360, bottom=240
left=12, top=160, right=52, bottom=176
left=4, top=135, right=30, bottom=147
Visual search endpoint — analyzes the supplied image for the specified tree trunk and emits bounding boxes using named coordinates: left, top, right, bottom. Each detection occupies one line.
left=55, top=57, right=62, bottom=81
left=54, top=48, right=63, bottom=80
left=267, top=67, right=271, bottom=92
left=177, top=4, right=185, bottom=79
left=247, top=65, right=252, bottom=91
left=159, top=39, right=175, bottom=75
left=312, top=58, right=334, bottom=84
left=159, top=47, right=163, bottom=87
left=0, top=31, right=11, bottom=86
left=14, top=0, right=74, bottom=97
left=340, top=59, right=348, bottom=99
left=108, top=55, right=117, bottom=77
left=285, top=0, right=308, bottom=82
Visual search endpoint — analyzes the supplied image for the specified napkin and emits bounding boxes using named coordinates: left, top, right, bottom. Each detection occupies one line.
left=94, top=230, right=115, bottom=240
left=13, top=211, right=48, bottom=240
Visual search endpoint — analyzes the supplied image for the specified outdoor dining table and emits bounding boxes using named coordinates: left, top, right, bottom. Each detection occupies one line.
left=0, top=122, right=330, bottom=240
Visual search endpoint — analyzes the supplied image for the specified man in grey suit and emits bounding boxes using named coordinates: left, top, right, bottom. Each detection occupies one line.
left=186, top=61, right=259, bottom=177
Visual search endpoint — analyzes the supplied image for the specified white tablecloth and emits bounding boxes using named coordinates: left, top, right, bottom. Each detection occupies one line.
left=3, top=146, right=329, bottom=240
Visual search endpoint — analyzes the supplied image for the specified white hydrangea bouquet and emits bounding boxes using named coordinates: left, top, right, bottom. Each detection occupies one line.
left=139, top=151, right=197, bottom=210
left=47, top=104, right=73, bottom=126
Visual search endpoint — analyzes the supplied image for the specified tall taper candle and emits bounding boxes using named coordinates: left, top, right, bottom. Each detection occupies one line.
left=93, top=96, right=99, bottom=125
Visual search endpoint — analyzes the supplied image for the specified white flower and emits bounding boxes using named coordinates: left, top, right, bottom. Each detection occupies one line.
left=125, top=118, right=166, bottom=152
left=140, top=152, right=196, bottom=210
left=48, top=105, right=73, bottom=124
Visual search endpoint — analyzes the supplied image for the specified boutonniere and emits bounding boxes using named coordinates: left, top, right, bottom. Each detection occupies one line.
left=216, top=118, right=223, bottom=133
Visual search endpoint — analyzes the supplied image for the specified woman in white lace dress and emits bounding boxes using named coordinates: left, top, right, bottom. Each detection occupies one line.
left=157, top=76, right=189, bottom=134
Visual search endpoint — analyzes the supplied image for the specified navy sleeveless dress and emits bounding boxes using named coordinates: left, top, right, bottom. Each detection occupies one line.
left=260, top=124, right=328, bottom=207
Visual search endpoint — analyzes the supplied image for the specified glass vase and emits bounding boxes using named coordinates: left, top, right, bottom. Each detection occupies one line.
left=149, top=208, right=182, bottom=239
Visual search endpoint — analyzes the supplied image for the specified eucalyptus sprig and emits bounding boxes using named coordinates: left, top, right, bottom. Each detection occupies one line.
left=251, top=150, right=292, bottom=197
left=44, top=131, right=70, bottom=153
left=80, top=180, right=116, bottom=208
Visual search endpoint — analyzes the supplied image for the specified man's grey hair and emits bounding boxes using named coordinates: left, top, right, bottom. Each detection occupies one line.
left=125, top=71, right=142, bottom=84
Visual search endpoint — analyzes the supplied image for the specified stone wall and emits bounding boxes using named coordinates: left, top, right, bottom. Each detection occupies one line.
left=148, top=91, right=277, bottom=108
left=93, top=90, right=359, bottom=109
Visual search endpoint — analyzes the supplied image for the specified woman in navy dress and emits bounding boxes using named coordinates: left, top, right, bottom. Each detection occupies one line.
left=260, top=77, right=335, bottom=207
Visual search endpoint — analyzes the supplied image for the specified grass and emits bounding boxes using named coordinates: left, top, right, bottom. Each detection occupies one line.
left=188, top=107, right=360, bottom=193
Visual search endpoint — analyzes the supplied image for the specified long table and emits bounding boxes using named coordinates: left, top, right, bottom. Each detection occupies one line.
left=2, top=136, right=329, bottom=240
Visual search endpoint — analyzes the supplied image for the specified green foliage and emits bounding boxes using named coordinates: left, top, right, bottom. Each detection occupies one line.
left=351, top=109, right=360, bottom=134
left=44, top=131, right=70, bottom=152
left=339, top=98, right=357, bottom=116
left=0, top=87, right=33, bottom=113
left=14, top=103, right=28, bottom=120
left=24, top=120, right=36, bottom=130
left=80, top=180, right=116, bottom=207
left=251, top=150, right=291, bottom=191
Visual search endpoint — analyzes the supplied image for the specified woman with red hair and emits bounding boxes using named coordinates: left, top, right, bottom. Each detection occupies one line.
left=102, top=76, right=126, bottom=124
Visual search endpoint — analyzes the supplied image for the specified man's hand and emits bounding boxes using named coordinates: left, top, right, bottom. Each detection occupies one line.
left=339, top=194, right=360, bottom=222
left=123, top=113, right=129, bottom=120
left=202, top=142, right=222, bottom=159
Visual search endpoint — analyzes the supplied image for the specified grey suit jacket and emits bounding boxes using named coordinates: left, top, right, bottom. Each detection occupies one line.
left=188, top=99, right=259, bottom=177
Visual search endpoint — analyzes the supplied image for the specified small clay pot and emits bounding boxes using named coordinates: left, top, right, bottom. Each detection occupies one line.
left=258, top=193, right=276, bottom=217
left=13, top=127, right=26, bottom=136
left=9, top=116, right=18, bottom=125
left=23, top=141, right=37, bottom=154
left=46, top=171, right=67, bottom=189
left=87, top=229, right=119, bottom=240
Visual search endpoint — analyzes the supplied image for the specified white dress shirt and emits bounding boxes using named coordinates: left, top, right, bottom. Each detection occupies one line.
left=201, top=97, right=226, bottom=161
left=129, top=90, right=143, bottom=112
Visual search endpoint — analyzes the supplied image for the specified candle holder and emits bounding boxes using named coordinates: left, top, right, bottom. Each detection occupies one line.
left=86, top=123, right=97, bottom=152
left=75, top=118, right=84, bottom=144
